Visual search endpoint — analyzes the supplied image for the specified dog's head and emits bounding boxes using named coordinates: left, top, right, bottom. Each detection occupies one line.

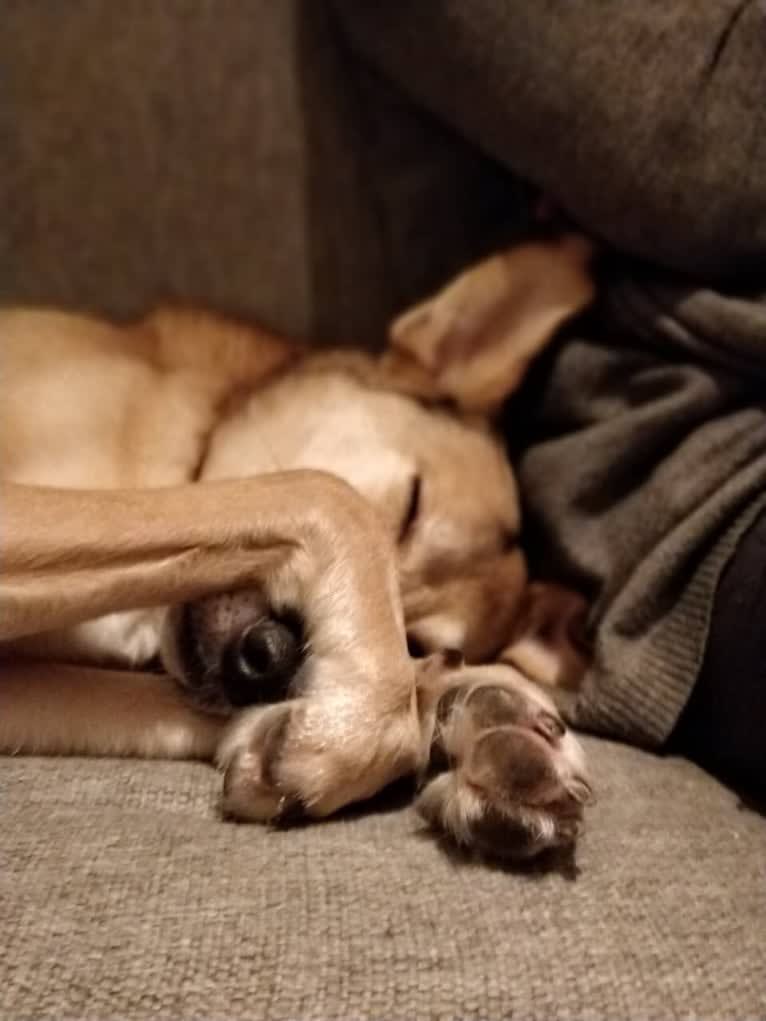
left=166, top=236, right=594, bottom=710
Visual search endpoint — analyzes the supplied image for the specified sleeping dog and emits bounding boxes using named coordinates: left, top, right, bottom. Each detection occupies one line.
left=0, top=236, right=594, bottom=860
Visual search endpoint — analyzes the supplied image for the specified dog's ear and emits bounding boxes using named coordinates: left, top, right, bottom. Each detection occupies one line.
left=499, top=582, right=591, bottom=691
left=388, top=236, right=594, bottom=413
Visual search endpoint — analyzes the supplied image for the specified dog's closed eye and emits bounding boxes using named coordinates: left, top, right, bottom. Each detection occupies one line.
left=398, top=474, right=422, bottom=543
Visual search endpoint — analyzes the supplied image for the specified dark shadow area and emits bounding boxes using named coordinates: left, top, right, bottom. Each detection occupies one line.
left=297, top=2, right=531, bottom=348
left=412, top=824, right=582, bottom=881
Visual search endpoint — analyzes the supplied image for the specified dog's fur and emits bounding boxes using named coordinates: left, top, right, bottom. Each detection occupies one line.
left=0, top=236, right=594, bottom=859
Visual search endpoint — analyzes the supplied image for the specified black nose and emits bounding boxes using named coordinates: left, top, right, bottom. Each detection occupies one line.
left=223, top=617, right=302, bottom=707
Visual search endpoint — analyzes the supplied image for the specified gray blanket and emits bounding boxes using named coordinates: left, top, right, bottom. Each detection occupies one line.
left=519, top=272, right=766, bottom=745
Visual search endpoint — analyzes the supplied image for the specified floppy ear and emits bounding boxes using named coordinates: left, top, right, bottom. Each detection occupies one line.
left=388, top=235, right=595, bottom=412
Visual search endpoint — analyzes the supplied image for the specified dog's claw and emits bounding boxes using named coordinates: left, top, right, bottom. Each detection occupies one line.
left=217, top=681, right=421, bottom=825
left=219, top=703, right=294, bottom=822
left=535, top=710, right=566, bottom=744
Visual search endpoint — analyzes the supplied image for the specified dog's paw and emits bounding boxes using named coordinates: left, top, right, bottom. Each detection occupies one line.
left=217, top=688, right=420, bottom=823
left=416, top=664, right=593, bottom=861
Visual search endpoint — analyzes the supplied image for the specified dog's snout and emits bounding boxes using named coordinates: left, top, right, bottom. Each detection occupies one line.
left=223, top=618, right=302, bottom=707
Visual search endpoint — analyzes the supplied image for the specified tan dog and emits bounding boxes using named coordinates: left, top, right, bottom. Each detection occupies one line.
left=0, top=236, right=593, bottom=859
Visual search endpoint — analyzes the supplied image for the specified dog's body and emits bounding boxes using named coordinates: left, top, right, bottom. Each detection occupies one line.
left=1, top=237, right=594, bottom=859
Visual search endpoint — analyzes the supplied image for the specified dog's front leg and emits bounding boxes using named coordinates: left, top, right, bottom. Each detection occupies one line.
left=1, top=474, right=421, bottom=818
left=1, top=478, right=305, bottom=642
left=215, top=480, right=422, bottom=820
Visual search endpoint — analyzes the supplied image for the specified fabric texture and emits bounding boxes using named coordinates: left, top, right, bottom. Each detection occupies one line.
left=334, top=0, right=766, bottom=279
left=513, top=270, right=766, bottom=749
left=2, top=1, right=393, bottom=342
left=2, top=743, right=765, bottom=1021
left=1, top=0, right=530, bottom=345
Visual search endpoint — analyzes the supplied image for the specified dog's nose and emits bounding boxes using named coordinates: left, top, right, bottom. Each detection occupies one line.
left=223, top=618, right=302, bottom=707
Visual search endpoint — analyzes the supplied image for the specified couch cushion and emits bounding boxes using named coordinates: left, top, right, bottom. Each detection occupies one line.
left=336, top=0, right=766, bottom=279
left=2, top=739, right=764, bottom=1020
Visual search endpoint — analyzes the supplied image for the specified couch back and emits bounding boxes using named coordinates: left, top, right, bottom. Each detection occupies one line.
left=2, top=1, right=526, bottom=347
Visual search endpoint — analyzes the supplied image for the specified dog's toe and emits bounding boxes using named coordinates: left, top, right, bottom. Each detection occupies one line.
left=219, top=703, right=296, bottom=821
left=416, top=669, right=593, bottom=861
left=218, top=689, right=421, bottom=824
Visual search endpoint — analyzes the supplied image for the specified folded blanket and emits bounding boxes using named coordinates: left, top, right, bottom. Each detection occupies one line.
left=517, top=270, right=766, bottom=745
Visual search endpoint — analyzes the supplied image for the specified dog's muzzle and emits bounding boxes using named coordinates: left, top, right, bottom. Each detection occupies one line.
left=170, top=591, right=306, bottom=712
